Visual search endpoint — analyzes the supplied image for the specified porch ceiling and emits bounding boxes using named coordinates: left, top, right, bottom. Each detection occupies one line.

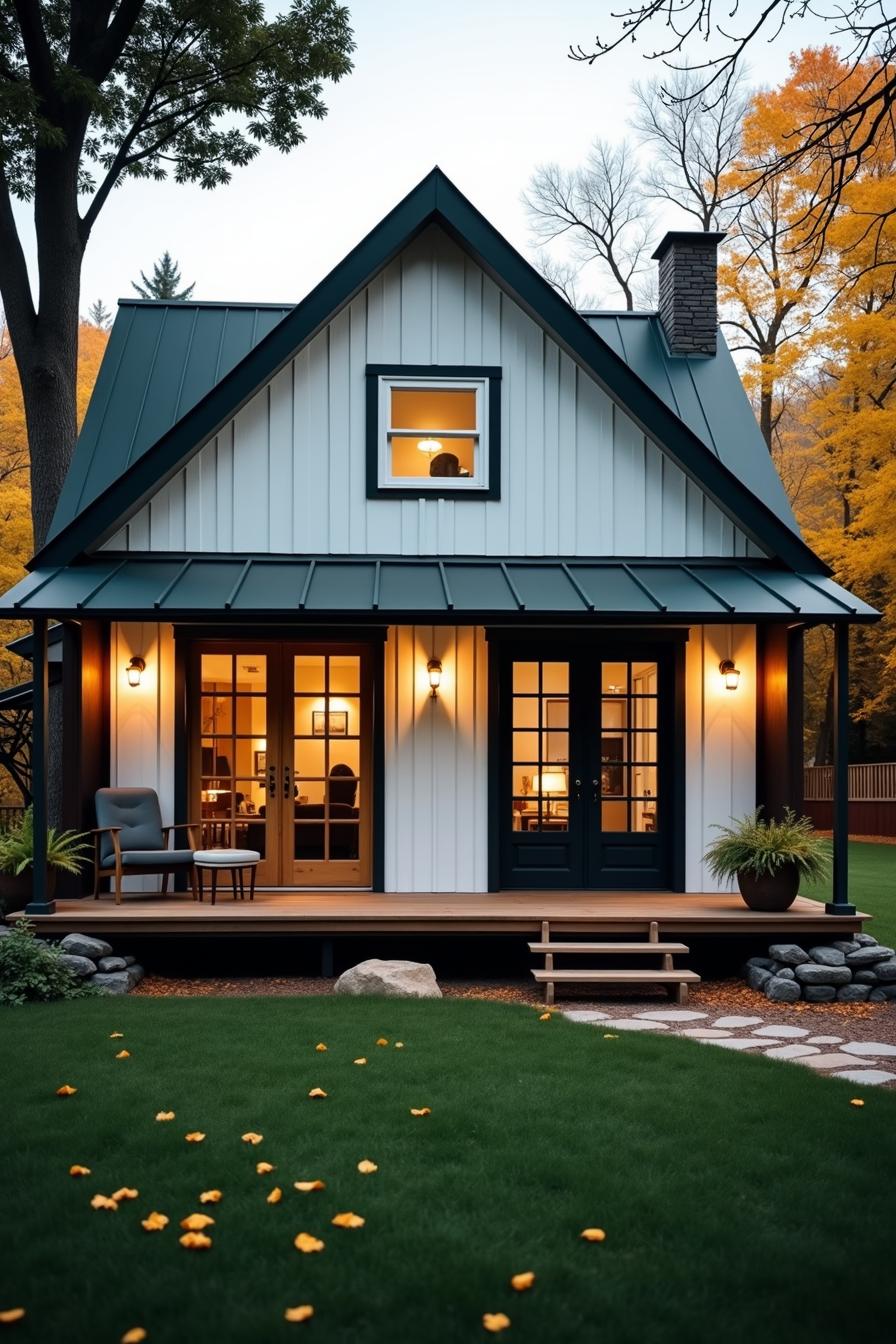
left=0, top=555, right=878, bottom=622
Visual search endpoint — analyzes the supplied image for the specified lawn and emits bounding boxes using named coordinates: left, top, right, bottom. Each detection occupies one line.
left=803, top=840, right=896, bottom=946
left=2, top=997, right=894, bottom=1344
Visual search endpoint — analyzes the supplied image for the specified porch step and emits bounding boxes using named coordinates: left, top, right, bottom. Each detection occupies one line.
left=531, top=918, right=700, bottom=1006
left=533, top=969, right=701, bottom=984
left=527, top=941, right=689, bottom=955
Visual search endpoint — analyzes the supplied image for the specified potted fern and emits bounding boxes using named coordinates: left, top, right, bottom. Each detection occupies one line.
left=0, top=808, right=90, bottom=912
left=704, top=808, right=830, bottom=911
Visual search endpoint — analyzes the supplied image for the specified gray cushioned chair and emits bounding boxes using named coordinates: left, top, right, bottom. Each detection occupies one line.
left=93, top=787, right=199, bottom=905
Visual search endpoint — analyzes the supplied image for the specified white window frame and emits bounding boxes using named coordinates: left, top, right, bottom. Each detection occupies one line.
left=377, top=375, right=490, bottom=492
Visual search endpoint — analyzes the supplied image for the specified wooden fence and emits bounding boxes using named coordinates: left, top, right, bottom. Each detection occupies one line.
left=803, top=762, right=896, bottom=836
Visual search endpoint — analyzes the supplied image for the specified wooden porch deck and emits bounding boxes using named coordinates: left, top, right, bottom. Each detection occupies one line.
left=15, top=890, right=867, bottom=937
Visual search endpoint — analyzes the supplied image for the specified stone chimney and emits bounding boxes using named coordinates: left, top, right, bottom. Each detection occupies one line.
left=651, top=231, right=725, bottom=356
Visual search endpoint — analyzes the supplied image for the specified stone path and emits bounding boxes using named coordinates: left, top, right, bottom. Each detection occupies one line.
left=561, top=1007, right=896, bottom=1086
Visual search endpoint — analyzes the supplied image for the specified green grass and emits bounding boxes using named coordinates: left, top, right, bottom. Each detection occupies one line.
left=803, top=840, right=896, bottom=945
left=2, top=997, right=895, bottom=1344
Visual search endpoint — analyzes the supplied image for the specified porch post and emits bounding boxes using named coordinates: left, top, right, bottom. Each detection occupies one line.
left=25, top=615, right=54, bottom=915
left=825, top=621, right=855, bottom=915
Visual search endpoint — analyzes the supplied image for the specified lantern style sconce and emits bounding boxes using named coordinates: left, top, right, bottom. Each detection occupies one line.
left=126, top=655, right=146, bottom=687
left=719, top=658, right=741, bottom=691
left=426, top=657, right=443, bottom=699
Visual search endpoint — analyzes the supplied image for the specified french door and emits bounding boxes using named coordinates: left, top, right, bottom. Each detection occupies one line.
left=190, top=642, right=373, bottom=887
left=499, top=645, right=678, bottom=889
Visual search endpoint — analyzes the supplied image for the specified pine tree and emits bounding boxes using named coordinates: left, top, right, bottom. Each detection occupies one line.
left=86, top=299, right=112, bottom=329
left=132, top=252, right=196, bottom=301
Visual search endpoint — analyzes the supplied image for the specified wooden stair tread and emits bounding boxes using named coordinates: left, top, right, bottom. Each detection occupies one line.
left=527, top=941, right=689, bottom=955
left=532, top=968, right=701, bottom=983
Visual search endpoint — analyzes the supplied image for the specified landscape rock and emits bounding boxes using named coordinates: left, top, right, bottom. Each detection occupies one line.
left=853, top=969, right=879, bottom=985
left=91, top=971, right=131, bottom=995
left=794, top=963, right=852, bottom=987
left=846, top=945, right=894, bottom=967
left=765, top=976, right=801, bottom=1003
left=808, top=946, right=846, bottom=967
left=831, top=940, right=862, bottom=955
left=803, top=985, right=837, bottom=1002
left=869, top=988, right=887, bottom=1003
left=333, top=958, right=442, bottom=999
left=97, top=956, right=127, bottom=973
left=854, top=933, right=879, bottom=947
left=60, top=933, right=113, bottom=960
left=59, top=953, right=97, bottom=978
left=747, top=965, right=773, bottom=992
left=836, top=984, right=871, bottom=1002
left=874, top=959, right=896, bottom=983
left=768, top=943, right=810, bottom=966
left=122, top=955, right=136, bottom=967
left=744, top=956, right=775, bottom=972
left=0, top=925, right=13, bottom=937
left=126, top=964, right=145, bottom=987
left=776, top=967, right=796, bottom=980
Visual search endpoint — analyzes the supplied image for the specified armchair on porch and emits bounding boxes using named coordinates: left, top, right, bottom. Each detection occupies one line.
left=92, top=788, right=200, bottom=905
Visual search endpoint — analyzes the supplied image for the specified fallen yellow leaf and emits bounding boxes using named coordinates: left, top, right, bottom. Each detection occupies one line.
left=267, top=1187, right=283, bottom=1205
left=241, top=1131, right=264, bottom=1145
left=256, top=1161, right=275, bottom=1175
left=357, top=1159, right=378, bottom=1175
left=538, top=1012, right=552, bottom=1021
left=184, top=1132, right=205, bottom=1143
left=199, top=1190, right=222, bottom=1204
left=602, top=1034, right=618, bottom=1040
left=284, top=1305, right=314, bottom=1323
left=56, top=1084, right=77, bottom=1097
left=353, top=1058, right=367, bottom=1066
left=410, top=1107, right=431, bottom=1117
left=155, top=1111, right=175, bottom=1122
left=121, top=1329, right=147, bottom=1343
left=111, top=1187, right=139, bottom=1202
left=115, top=1050, right=131, bottom=1059
left=483, top=1313, right=511, bottom=1333
left=179, top=1232, right=212, bottom=1251
left=180, top=1213, right=215, bottom=1231
left=315, top=1043, right=327, bottom=1052
left=293, top=1180, right=326, bottom=1192
left=510, top=1272, right=535, bottom=1292
left=395, top=1042, right=405, bottom=1049
left=294, top=1232, right=325, bottom=1254
left=90, top=1194, right=118, bottom=1211
left=375, top=1037, right=389, bottom=1047
left=141, top=1212, right=169, bottom=1232
left=110, top=1032, right=124, bottom=1039
left=0, top=1309, right=25, bottom=1325
left=331, top=1211, right=365, bottom=1229
left=308, top=1088, right=327, bottom=1099
left=580, top=1227, right=607, bottom=1242
left=850, top=1098, right=865, bottom=1108
left=69, top=1165, right=91, bottom=1177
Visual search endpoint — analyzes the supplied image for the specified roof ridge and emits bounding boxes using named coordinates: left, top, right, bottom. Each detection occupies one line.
left=116, top=299, right=295, bottom=309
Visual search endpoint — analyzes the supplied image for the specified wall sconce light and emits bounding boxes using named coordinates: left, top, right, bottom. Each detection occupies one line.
left=719, top=658, right=741, bottom=691
left=126, top=655, right=146, bottom=687
left=426, top=657, right=442, bottom=699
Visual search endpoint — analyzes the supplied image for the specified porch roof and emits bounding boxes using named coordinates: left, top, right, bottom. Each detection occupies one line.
left=0, top=556, right=878, bottom=622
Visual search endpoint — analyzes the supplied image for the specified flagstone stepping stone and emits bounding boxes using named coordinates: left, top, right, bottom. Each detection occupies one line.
left=698, top=1038, right=766, bottom=1050
left=712, top=1015, right=765, bottom=1029
left=830, top=1068, right=896, bottom=1087
left=763, top=1044, right=821, bottom=1060
left=634, top=1010, right=707, bottom=1022
left=752, top=1025, right=810, bottom=1039
left=606, top=1019, right=669, bottom=1031
left=796, top=1053, right=861, bottom=1070
left=840, top=1041, right=896, bottom=1058
left=807, top=1035, right=843, bottom=1046
left=678, top=1028, right=733, bottom=1038
left=563, top=1010, right=611, bottom=1022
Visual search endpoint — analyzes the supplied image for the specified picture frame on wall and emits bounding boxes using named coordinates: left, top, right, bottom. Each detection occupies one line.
left=312, top=710, right=348, bottom=737
left=253, top=750, right=266, bottom=776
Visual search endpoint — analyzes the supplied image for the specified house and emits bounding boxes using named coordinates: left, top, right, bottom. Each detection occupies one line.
left=0, top=168, right=877, bottom=939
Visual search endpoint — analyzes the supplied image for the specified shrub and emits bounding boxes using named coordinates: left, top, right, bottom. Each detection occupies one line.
left=704, top=807, right=831, bottom=884
left=0, top=807, right=90, bottom=876
left=0, top=921, right=95, bottom=1007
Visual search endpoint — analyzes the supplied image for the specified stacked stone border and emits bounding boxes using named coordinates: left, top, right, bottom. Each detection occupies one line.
left=0, top=926, right=145, bottom=995
left=745, top=933, right=896, bottom=1004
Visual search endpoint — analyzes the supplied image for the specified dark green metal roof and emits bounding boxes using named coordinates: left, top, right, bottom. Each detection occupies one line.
left=0, top=557, right=877, bottom=622
left=33, top=168, right=824, bottom=573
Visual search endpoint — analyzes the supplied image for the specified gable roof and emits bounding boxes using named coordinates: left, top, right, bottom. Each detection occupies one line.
left=34, top=168, right=824, bottom=573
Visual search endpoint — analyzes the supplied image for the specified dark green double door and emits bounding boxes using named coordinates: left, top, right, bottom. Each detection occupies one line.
left=499, top=646, right=677, bottom=890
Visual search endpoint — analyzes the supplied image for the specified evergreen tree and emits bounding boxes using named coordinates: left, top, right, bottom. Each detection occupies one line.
left=86, top=299, right=112, bottom=329
left=132, top=253, right=196, bottom=301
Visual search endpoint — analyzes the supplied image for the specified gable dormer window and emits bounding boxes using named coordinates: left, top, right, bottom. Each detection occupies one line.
left=366, top=365, right=501, bottom=499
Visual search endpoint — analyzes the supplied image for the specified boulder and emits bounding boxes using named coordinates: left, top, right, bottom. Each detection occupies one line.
left=126, top=964, right=145, bottom=988
left=853, top=969, right=879, bottom=985
left=768, top=943, right=810, bottom=966
left=744, top=956, right=775, bottom=972
left=836, top=984, right=871, bottom=1002
left=91, top=971, right=131, bottom=995
left=59, top=953, right=96, bottom=978
left=854, top=933, right=879, bottom=947
left=831, top=940, right=862, bottom=955
left=0, top=925, right=14, bottom=937
left=333, top=959, right=442, bottom=999
left=97, top=956, right=127, bottom=973
left=803, top=985, right=837, bottom=1002
left=845, top=945, right=894, bottom=968
left=874, top=959, right=896, bottom=983
left=794, top=963, right=852, bottom=987
left=60, top=933, right=112, bottom=960
left=747, top=965, right=773, bottom=992
left=122, top=955, right=136, bottom=967
left=808, top=946, right=846, bottom=967
left=765, top=976, right=801, bottom=1003
left=776, top=967, right=796, bottom=981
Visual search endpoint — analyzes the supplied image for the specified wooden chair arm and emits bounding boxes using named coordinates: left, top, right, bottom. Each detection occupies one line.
left=89, top=826, right=122, bottom=835
left=162, top=822, right=200, bottom=849
left=91, top=826, right=122, bottom=861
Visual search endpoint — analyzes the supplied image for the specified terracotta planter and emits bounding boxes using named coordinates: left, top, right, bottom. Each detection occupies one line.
left=736, top=862, right=800, bottom=912
left=0, top=868, right=57, bottom=913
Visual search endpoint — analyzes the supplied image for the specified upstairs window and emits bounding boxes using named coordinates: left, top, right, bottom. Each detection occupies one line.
left=366, top=365, right=501, bottom=499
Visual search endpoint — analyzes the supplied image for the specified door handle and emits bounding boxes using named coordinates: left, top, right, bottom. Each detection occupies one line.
left=572, top=778, right=582, bottom=801
left=592, top=779, right=600, bottom=804
left=283, top=762, right=292, bottom=799
left=267, top=764, right=277, bottom=798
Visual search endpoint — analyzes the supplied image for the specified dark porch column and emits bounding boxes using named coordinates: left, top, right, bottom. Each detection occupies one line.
left=825, top=621, right=855, bottom=915
left=25, top=616, right=54, bottom=915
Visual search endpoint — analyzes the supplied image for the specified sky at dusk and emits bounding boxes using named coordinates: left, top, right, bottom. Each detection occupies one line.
left=14, top=1, right=835, bottom=314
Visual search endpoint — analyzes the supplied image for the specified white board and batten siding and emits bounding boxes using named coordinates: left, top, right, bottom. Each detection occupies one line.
left=104, top=226, right=762, bottom=561
left=109, top=620, right=755, bottom=894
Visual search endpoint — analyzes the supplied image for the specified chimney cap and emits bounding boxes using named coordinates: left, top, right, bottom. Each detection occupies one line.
left=651, top=231, right=726, bottom=262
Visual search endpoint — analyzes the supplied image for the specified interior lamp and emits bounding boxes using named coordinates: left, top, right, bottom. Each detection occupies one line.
left=126, top=656, right=146, bottom=687
left=719, top=658, right=741, bottom=691
left=427, top=657, right=443, bottom=698
left=532, top=769, right=566, bottom=817
left=418, top=437, right=442, bottom=455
